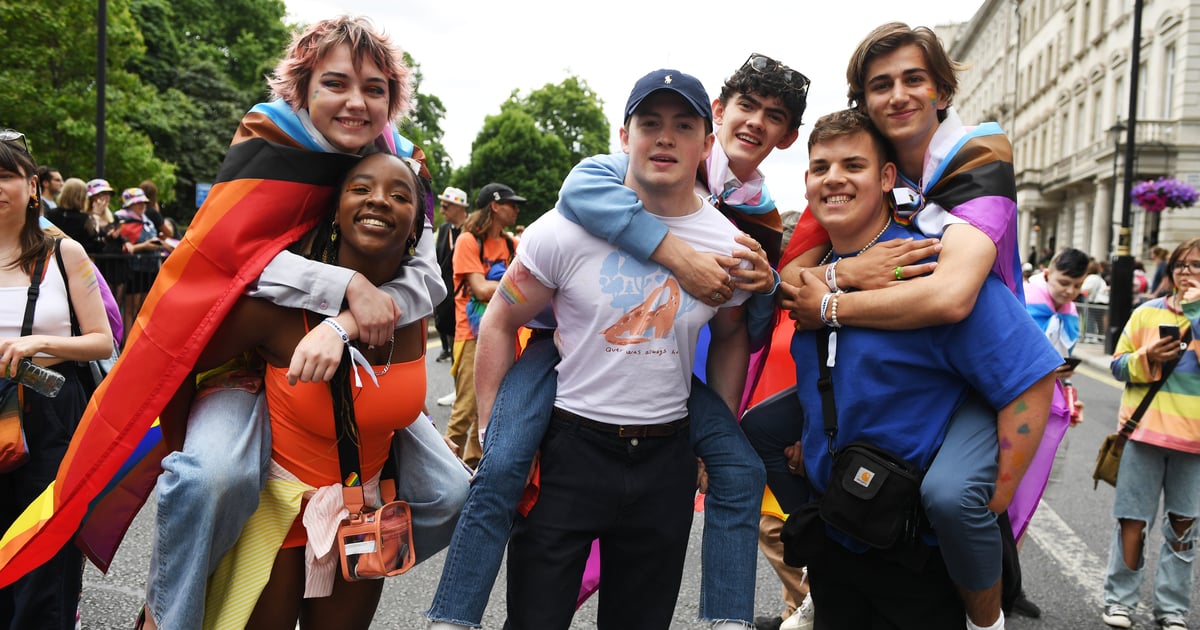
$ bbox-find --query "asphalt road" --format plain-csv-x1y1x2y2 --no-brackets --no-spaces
76,339,1199,628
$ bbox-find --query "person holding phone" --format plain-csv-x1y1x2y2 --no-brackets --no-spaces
1100,238,1200,630
1025,247,1089,425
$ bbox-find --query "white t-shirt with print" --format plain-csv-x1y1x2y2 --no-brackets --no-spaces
518,198,750,426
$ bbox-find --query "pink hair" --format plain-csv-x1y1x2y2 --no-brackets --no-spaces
268,15,413,121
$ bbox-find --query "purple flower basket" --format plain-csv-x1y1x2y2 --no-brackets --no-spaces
1132,177,1198,212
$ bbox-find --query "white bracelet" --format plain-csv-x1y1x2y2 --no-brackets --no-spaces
819,292,834,327
830,292,843,328
320,318,350,344
825,260,840,292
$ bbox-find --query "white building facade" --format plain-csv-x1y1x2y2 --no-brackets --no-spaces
947,0,1200,265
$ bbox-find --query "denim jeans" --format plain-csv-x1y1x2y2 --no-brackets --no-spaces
148,389,472,628
427,336,765,626
147,388,269,629
1103,440,1200,620
429,335,560,628
919,395,1000,591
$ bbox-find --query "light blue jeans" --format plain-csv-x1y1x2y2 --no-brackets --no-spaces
427,335,765,626
1103,440,1200,621
920,395,1000,591
147,388,471,628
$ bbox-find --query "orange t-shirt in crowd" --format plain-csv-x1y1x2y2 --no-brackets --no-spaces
452,232,514,341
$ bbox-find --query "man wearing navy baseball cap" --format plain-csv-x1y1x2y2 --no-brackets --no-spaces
459,68,751,629
623,69,714,125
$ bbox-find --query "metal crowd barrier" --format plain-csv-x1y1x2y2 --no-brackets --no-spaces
1077,302,1108,345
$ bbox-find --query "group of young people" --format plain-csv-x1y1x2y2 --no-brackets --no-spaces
2,10,1194,630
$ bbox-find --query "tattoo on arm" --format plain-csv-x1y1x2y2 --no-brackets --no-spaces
497,265,531,306
72,259,99,292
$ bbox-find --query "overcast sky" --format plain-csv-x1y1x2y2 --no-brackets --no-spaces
284,1,985,212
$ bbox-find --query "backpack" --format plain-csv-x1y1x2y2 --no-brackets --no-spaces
459,234,514,336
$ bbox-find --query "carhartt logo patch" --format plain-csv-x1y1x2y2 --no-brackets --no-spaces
854,466,875,488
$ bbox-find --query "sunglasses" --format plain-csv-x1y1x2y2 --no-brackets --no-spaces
0,129,29,154
743,53,811,98
399,156,423,178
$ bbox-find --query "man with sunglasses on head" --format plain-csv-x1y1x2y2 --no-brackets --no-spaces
427,55,806,630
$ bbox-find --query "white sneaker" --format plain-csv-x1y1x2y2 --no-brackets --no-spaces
1102,604,1133,628
781,593,814,630
436,391,456,406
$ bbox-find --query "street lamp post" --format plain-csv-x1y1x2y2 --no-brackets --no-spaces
1106,0,1144,354
95,0,107,177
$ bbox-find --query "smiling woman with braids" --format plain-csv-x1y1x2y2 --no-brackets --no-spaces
166,153,431,628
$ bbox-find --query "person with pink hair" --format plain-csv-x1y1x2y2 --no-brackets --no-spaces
132,16,464,630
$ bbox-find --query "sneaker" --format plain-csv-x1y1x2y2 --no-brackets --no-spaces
1102,604,1133,628
436,349,453,362
781,594,814,630
436,391,456,406
753,616,783,630
1158,616,1189,630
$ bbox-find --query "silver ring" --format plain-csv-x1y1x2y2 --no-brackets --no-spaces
787,464,799,472
711,291,722,302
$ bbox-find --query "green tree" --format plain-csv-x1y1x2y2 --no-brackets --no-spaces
398,54,451,186
460,109,570,226
457,75,609,225
514,76,609,167
126,0,290,219
0,0,175,197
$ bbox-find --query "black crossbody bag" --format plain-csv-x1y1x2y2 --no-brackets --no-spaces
814,328,925,550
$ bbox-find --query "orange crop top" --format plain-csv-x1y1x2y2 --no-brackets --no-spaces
264,338,426,490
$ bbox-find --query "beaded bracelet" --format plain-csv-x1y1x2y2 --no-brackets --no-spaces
320,317,350,344
830,292,843,328
825,260,840,292
819,292,834,327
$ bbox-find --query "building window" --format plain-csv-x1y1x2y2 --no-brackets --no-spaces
1137,61,1148,119
1082,0,1091,43
1114,74,1125,120
1077,100,1087,152
1163,43,1176,118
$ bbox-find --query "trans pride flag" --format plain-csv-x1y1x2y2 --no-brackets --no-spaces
0,101,421,585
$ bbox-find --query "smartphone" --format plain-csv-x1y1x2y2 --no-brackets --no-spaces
1062,356,1082,370
1160,324,1181,340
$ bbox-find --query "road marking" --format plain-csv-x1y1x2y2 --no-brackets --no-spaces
1025,499,1108,608
1076,364,1122,391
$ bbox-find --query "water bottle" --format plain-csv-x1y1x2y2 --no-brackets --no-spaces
1062,379,1079,422
11,359,65,398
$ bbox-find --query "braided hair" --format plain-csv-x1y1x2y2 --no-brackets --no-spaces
308,155,432,454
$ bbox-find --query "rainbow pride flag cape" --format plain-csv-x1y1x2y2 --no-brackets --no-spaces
0,102,414,585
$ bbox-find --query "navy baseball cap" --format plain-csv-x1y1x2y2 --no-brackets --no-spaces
624,69,712,123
